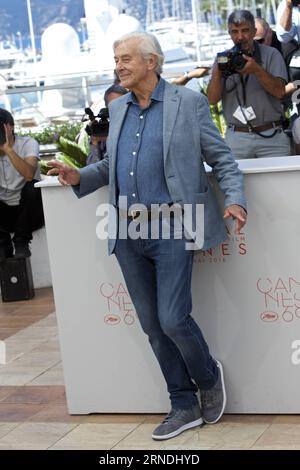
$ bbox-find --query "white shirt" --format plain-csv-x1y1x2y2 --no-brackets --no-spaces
0,135,40,206
276,0,300,43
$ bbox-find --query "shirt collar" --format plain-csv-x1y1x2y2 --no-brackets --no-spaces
126,76,165,105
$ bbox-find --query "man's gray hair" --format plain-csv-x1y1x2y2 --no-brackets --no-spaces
113,32,164,75
255,17,270,31
228,9,255,28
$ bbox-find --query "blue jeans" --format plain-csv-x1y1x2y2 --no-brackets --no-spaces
114,220,218,409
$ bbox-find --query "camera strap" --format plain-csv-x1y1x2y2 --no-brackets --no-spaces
235,90,278,138
234,44,278,138
240,75,249,105
239,42,262,106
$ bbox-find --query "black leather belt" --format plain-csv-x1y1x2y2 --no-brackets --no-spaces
229,120,282,133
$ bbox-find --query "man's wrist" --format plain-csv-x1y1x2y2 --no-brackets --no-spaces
251,60,261,75
236,204,247,214
5,147,14,158
226,204,247,215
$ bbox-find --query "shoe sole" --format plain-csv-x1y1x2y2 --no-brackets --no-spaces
152,417,203,441
203,359,227,425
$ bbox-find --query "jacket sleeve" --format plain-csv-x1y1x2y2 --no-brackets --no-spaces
197,93,247,210
72,152,109,198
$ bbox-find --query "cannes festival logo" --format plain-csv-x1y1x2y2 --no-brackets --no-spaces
257,277,300,323
99,282,136,326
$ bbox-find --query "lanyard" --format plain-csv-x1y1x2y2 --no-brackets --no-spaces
240,75,249,106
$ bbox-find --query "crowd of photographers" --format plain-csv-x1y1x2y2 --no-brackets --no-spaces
86,5,300,164
206,6,300,159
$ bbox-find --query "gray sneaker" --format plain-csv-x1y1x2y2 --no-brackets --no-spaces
200,359,226,424
152,404,203,440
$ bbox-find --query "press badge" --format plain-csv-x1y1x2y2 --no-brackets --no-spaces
233,105,256,124
290,49,300,68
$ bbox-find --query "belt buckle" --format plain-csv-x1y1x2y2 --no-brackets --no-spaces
129,209,140,220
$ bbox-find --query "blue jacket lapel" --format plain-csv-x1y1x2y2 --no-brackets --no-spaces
163,82,181,163
110,102,128,176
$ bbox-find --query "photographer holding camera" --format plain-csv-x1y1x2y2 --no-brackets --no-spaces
0,108,44,260
84,84,127,165
207,10,291,159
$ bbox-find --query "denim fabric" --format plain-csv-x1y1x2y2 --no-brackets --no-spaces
114,219,218,409
116,78,172,209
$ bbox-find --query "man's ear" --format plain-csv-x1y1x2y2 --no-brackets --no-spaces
148,54,157,71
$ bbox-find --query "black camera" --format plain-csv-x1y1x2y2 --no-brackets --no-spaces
82,107,109,137
292,0,300,7
0,121,6,145
217,44,251,76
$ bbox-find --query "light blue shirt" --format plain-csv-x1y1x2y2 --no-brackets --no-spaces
116,78,172,209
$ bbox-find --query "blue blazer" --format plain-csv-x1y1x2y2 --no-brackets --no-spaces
74,80,247,254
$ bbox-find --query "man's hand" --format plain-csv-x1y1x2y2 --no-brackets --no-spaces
239,55,260,75
240,55,285,98
47,160,81,186
224,204,247,234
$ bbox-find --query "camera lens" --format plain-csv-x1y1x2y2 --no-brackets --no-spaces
232,53,246,71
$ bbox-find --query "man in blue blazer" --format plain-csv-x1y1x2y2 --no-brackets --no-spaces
48,32,247,441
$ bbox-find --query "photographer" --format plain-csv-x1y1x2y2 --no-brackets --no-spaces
255,17,297,96
255,18,282,52
85,84,127,165
0,108,44,260
207,10,291,159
